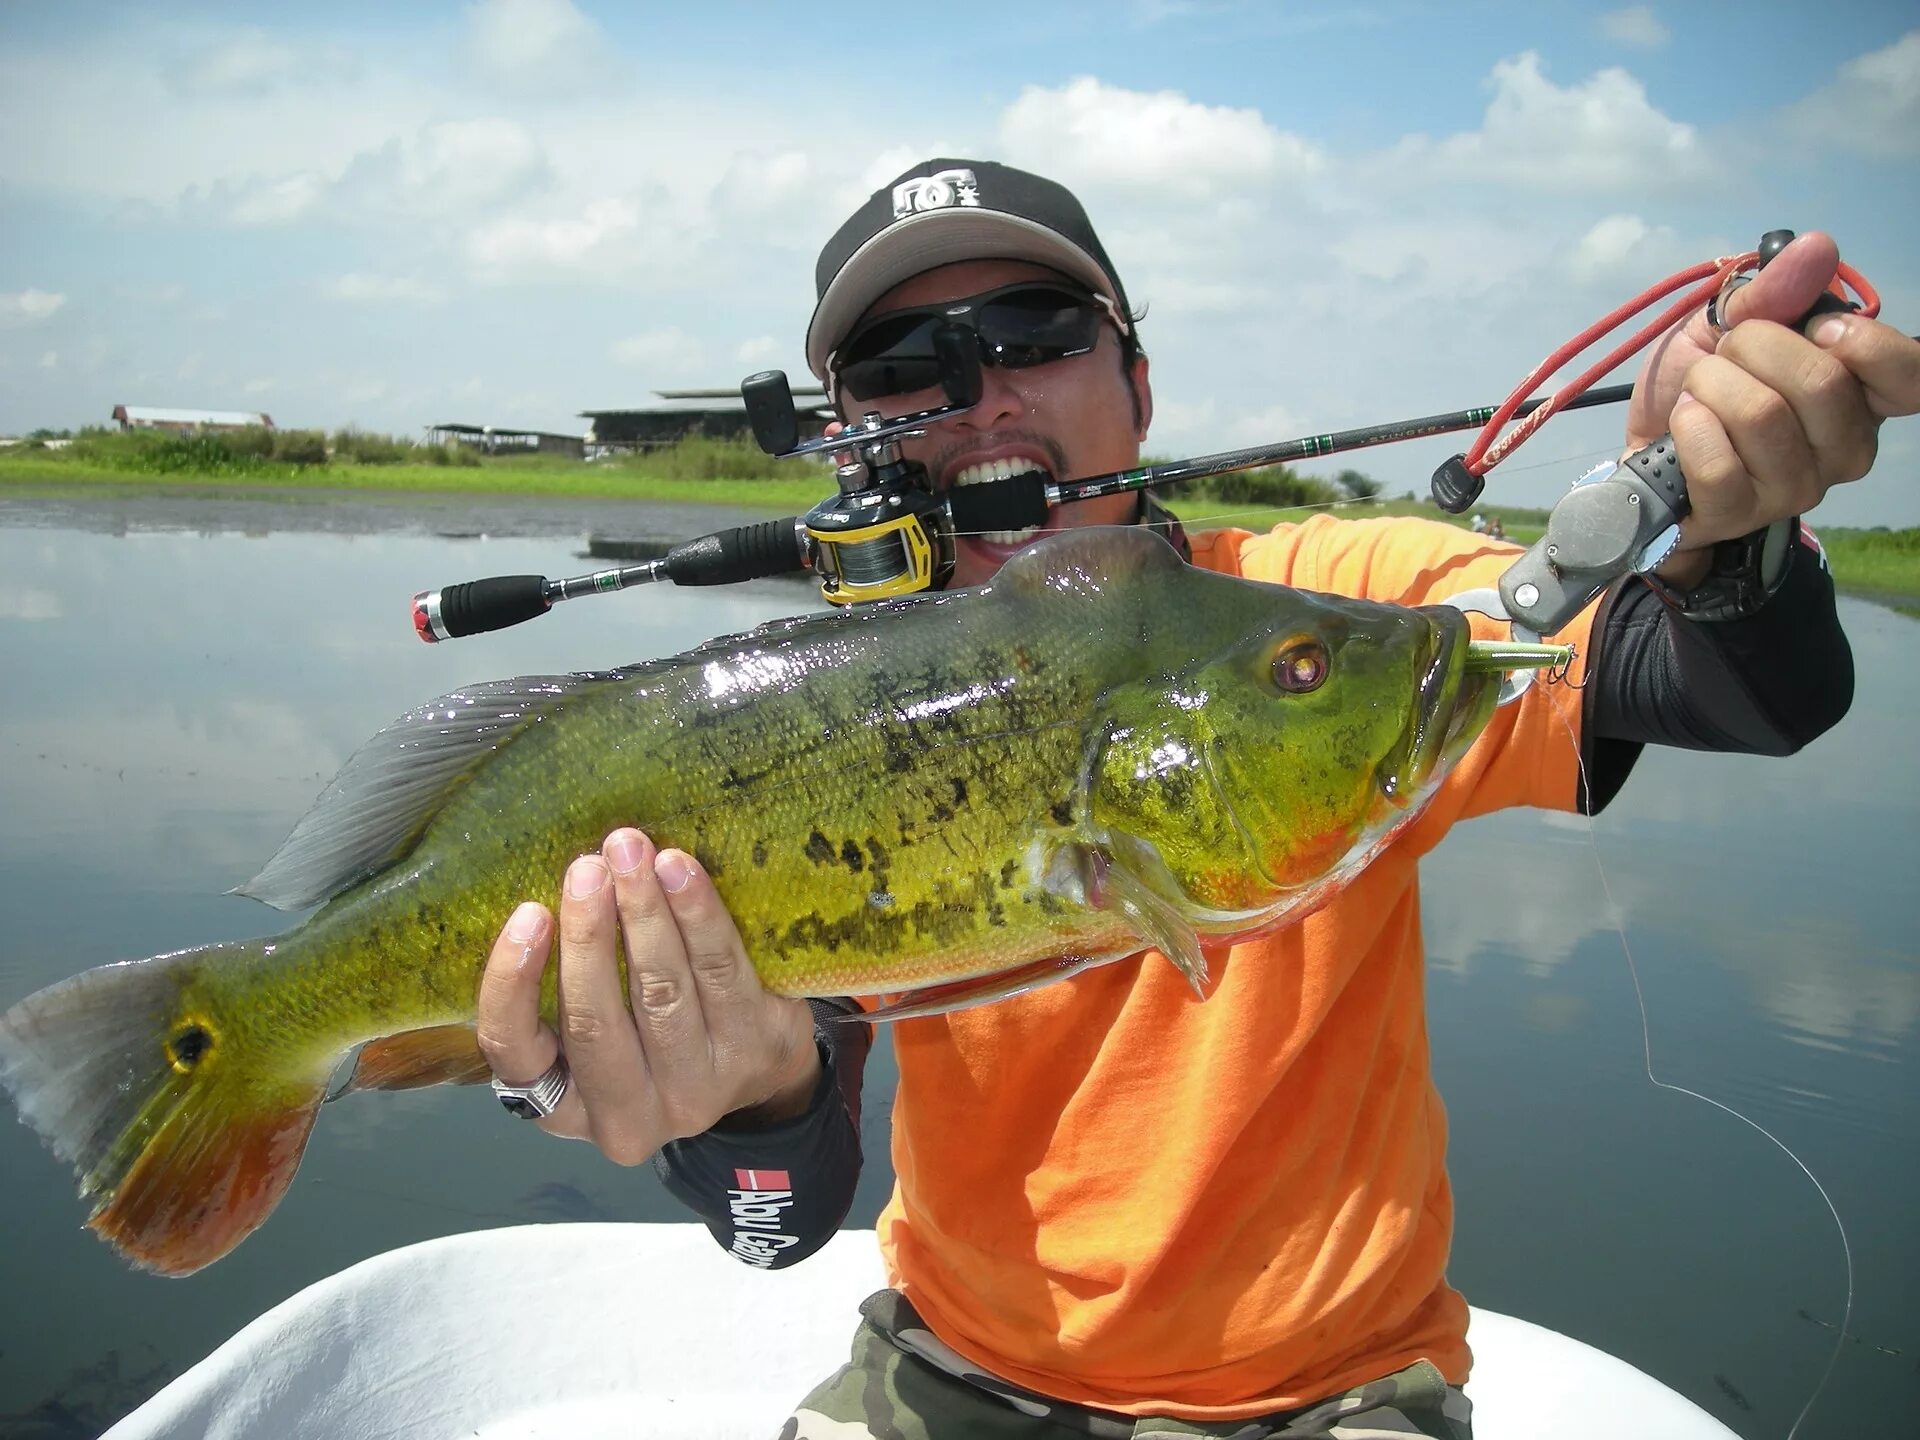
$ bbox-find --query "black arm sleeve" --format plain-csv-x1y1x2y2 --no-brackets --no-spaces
1577,531,1855,814
651,997,871,1269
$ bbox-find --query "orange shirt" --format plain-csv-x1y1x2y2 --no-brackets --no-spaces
874,515,1598,1418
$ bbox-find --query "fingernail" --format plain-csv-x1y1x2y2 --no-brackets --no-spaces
506,902,545,943
567,855,607,899
605,830,646,875
1675,388,1697,410
1811,315,1849,348
655,850,697,894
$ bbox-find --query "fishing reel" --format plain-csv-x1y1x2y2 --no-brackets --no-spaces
741,322,981,605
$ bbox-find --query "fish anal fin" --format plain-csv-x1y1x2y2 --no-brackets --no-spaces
91,1082,326,1277
344,1024,492,1092
862,953,1121,1023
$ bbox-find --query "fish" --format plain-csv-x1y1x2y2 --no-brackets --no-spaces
0,526,1563,1275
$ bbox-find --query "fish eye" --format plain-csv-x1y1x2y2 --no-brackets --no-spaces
1272,639,1329,694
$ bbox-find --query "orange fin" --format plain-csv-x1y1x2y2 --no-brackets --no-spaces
344,1024,492,1092
861,953,1123,1023
92,1080,326,1277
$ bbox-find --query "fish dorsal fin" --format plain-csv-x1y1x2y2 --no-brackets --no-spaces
235,673,609,911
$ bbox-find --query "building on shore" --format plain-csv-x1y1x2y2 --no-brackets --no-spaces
580,386,833,454
112,405,275,433
425,423,587,459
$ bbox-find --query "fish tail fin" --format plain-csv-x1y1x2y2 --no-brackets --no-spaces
0,941,327,1276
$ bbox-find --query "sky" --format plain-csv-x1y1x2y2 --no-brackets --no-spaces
1,0,1916,524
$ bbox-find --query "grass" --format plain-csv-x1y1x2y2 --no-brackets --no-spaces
2,438,1913,604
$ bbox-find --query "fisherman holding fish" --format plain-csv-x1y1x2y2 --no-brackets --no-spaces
469,161,1918,1436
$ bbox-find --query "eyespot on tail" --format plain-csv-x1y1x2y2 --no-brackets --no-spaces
0,942,328,1276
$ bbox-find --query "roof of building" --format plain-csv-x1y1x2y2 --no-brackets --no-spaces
426,423,583,441
113,405,273,427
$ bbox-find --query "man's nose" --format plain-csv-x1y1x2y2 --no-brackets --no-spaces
958,358,1026,428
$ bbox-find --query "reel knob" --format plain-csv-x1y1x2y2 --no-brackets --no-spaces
743,370,801,455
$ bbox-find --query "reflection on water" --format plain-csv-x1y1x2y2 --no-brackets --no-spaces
0,497,1913,1437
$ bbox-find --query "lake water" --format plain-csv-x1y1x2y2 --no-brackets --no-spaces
0,490,1913,1437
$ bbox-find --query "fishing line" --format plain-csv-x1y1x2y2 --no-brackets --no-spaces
1546,696,1854,1439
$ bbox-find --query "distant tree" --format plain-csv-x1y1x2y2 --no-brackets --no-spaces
27,427,72,440
1333,468,1382,501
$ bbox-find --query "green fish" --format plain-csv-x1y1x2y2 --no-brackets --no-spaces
0,527,1565,1275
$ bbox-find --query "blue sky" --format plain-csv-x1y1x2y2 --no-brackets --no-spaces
2,1,1916,523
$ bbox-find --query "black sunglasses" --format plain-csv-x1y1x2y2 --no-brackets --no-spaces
832,281,1127,402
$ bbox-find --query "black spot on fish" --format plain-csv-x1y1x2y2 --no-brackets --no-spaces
169,1025,212,1068
950,777,968,808
1050,800,1074,827
804,830,834,865
752,839,768,868
999,860,1018,889
865,837,889,873
840,839,864,872
928,801,955,824
883,743,913,775
693,847,724,880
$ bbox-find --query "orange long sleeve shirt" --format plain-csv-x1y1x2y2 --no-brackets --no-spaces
873,515,1598,1418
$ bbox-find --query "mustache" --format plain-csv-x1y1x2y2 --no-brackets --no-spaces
931,430,1069,485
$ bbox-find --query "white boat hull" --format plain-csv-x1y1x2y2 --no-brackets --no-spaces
104,1223,1737,1439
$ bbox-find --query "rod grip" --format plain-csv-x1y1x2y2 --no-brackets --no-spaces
663,519,807,585
412,575,550,642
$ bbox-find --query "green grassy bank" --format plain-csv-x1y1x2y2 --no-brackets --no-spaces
3,436,1914,605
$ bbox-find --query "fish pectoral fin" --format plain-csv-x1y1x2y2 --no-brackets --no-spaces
338,1024,493,1094
862,953,1123,1023
1096,857,1210,1000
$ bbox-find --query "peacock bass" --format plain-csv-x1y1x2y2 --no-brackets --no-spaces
0,527,1566,1275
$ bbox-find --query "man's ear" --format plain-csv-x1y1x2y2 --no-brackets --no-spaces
1129,352,1153,441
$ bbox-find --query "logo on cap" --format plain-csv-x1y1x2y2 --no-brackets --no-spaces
892,168,980,219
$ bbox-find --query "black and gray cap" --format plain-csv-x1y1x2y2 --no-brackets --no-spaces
806,158,1134,384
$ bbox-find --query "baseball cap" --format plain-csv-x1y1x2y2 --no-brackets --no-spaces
806,159,1134,383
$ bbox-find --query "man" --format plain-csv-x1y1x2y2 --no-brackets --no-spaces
476,160,1915,1436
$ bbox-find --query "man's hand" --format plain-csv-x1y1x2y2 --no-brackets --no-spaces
476,827,820,1162
1623,231,1920,584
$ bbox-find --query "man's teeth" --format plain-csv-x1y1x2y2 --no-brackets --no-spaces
952,459,1048,544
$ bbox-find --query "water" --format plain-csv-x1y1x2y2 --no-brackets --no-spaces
0,492,1913,1436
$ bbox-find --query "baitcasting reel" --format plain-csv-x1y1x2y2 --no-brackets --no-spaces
740,321,981,605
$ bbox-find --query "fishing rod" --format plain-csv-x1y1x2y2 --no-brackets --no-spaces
410,229,1891,644
409,375,1635,643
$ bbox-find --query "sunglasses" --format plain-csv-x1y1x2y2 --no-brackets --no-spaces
832,281,1128,402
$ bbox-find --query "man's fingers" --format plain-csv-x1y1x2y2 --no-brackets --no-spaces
604,830,717,1134
555,852,659,1162
1710,326,1875,490
654,847,806,1084
1808,313,1920,421
1701,231,1841,345
475,901,588,1136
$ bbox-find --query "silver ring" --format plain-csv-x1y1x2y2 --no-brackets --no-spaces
1705,273,1750,340
491,1054,570,1119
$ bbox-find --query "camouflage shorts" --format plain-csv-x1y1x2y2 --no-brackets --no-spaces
778,1289,1472,1440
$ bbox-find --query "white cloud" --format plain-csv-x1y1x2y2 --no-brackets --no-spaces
1598,7,1670,50
1383,52,1704,191
228,171,329,225
37,351,57,371
609,328,697,371
1567,213,1677,283
0,290,67,326
327,273,449,305
1787,30,1920,158
998,76,1323,195
465,0,602,93
175,29,356,96
735,336,779,365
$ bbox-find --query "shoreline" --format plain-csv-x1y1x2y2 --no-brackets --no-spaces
3,477,1914,610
